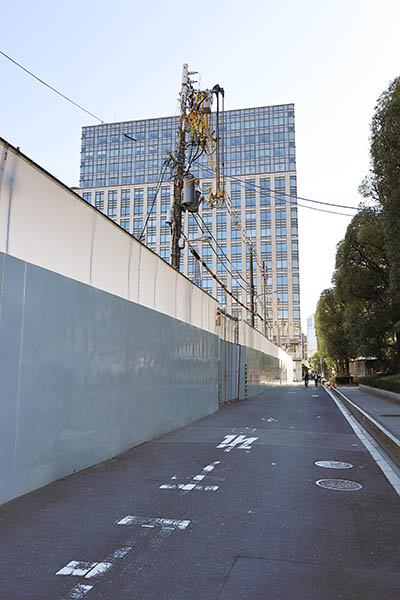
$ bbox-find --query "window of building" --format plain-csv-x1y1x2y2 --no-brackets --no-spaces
160,247,169,261
134,189,144,215
82,192,91,204
121,189,130,215
161,187,170,212
95,191,104,212
133,219,142,239
160,226,169,244
107,191,117,218
276,242,287,254
120,219,129,231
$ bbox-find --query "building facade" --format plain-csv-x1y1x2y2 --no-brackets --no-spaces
77,104,301,366
307,313,318,358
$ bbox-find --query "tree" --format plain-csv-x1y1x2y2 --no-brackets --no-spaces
370,77,400,293
333,208,398,370
315,288,352,374
309,352,333,376
356,77,400,369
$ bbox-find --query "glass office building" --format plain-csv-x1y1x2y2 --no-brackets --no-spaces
77,104,301,359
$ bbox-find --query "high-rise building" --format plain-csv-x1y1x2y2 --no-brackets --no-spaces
77,104,301,368
307,313,318,357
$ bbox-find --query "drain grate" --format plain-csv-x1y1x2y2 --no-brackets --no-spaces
380,414,400,417
315,479,362,491
315,461,353,469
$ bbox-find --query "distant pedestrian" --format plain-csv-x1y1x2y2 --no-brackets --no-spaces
304,371,309,388
314,373,318,387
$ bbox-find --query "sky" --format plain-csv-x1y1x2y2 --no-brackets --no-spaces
1,0,399,330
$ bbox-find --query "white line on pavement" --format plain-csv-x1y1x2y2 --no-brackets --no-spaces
326,388,400,496
159,461,221,493
60,583,93,599
116,516,191,530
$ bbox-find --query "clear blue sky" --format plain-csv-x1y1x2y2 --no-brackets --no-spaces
1,0,399,328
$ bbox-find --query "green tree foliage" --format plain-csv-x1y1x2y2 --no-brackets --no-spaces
315,288,352,374
315,77,400,373
333,209,398,369
309,352,333,375
370,77,400,293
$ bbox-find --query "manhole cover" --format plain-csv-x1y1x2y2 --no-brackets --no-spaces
315,461,353,469
315,479,362,491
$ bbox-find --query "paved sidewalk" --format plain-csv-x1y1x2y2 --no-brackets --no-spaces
337,386,400,441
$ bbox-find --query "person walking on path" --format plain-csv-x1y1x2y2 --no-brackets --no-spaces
314,373,318,387
304,371,309,388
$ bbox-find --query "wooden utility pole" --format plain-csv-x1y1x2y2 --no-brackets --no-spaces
171,64,188,270
249,245,255,328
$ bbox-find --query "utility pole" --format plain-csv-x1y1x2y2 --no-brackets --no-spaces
171,64,188,270
249,245,255,328
263,260,267,337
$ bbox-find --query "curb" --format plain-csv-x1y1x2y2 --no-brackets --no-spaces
331,387,400,468
359,384,400,406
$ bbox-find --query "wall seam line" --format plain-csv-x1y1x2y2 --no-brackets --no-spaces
13,260,27,473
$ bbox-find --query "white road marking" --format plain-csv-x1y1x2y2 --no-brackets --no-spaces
159,461,221,493
62,583,93,599
57,562,96,577
312,395,319,397
85,562,113,578
111,546,132,559
117,516,191,530
326,388,400,496
57,561,112,579
267,418,277,423
217,434,258,452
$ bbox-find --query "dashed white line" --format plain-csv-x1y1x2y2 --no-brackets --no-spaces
64,583,93,599
85,562,113,579
57,561,113,579
159,461,221,492
116,516,191,530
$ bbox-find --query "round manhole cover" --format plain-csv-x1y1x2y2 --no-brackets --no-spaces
316,479,362,491
315,461,353,469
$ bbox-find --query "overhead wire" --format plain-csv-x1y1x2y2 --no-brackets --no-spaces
193,212,250,298
139,160,170,241
0,49,104,124
183,233,264,321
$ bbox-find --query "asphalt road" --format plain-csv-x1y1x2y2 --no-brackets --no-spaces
1,385,399,600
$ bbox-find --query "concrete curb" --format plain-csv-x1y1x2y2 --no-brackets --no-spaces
359,384,400,405
331,387,400,468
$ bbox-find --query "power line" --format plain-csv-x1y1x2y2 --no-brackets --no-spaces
194,212,249,291
139,161,170,241
0,49,104,123
196,162,400,217
192,215,249,297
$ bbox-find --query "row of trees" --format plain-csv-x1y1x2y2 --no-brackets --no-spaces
315,77,400,374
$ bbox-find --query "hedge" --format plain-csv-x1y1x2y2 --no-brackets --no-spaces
358,374,400,394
